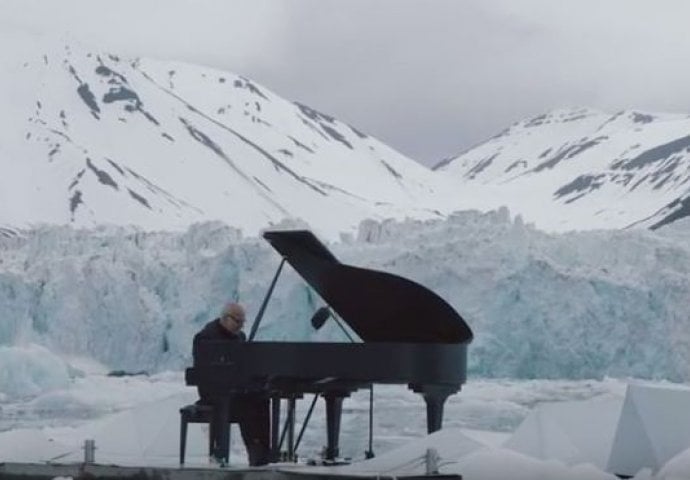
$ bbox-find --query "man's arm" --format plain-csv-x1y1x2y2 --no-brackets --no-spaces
192,331,204,365
192,320,215,365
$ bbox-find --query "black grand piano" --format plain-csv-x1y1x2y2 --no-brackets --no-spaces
186,230,473,463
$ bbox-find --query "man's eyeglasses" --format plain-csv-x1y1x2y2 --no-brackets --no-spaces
223,314,245,323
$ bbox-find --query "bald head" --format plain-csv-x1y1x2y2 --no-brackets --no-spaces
219,302,246,334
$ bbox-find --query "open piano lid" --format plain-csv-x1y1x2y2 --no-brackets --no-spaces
263,230,473,344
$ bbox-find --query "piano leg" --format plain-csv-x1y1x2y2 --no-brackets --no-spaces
323,393,345,461
287,397,297,461
270,395,281,462
412,385,457,434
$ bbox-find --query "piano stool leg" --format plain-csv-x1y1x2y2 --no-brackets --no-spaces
180,414,188,465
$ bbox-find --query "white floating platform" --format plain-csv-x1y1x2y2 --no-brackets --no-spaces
0,462,463,480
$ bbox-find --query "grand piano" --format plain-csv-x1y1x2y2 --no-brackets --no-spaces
186,229,473,463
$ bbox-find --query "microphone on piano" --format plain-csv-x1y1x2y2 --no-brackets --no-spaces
310,306,332,330
310,306,355,343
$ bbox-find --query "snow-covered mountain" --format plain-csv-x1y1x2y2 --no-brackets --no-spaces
0,30,456,239
7,29,690,238
435,107,690,232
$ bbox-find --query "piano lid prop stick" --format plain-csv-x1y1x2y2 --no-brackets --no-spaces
333,315,355,343
248,257,287,341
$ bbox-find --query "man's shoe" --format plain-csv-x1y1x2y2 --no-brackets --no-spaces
209,455,226,467
247,439,271,467
248,450,270,466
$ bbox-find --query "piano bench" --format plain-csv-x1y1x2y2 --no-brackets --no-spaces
179,403,239,465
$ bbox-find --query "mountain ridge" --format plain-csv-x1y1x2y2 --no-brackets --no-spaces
0,31,459,239
5,30,690,237
437,107,690,232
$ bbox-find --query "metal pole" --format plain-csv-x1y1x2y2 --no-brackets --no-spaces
425,448,440,475
248,257,286,341
83,439,96,464
365,385,375,459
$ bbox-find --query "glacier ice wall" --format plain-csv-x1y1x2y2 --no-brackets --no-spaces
1,211,690,399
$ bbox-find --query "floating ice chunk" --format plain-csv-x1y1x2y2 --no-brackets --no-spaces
0,344,70,399
657,447,690,480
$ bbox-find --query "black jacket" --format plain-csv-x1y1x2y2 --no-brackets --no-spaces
193,318,246,363
192,318,246,401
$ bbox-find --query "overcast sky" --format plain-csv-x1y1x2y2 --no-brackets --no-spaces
4,0,690,166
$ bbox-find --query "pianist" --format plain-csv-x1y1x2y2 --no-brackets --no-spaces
192,302,271,466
